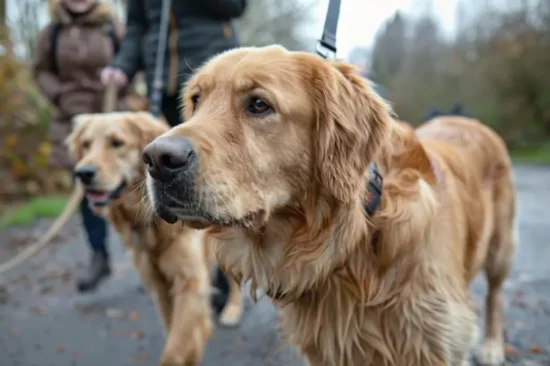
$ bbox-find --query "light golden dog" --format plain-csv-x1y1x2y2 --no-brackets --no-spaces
144,46,516,366
66,112,244,366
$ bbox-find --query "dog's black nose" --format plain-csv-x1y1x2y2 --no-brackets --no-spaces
74,165,97,185
142,136,196,182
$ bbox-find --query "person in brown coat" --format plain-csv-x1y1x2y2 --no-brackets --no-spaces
33,0,126,293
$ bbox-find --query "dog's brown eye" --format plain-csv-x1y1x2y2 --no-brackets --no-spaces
246,97,272,115
111,139,124,148
191,94,200,110
82,140,91,149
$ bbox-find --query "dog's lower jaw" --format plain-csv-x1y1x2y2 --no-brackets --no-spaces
155,205,179,224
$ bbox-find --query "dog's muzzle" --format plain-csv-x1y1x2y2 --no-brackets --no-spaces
143,136,203,224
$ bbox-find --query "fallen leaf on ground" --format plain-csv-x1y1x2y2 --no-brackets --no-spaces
113,267,127,278
136,352,150,361
530,345,545,354
128,311,140,321
40,286,55,295
233,336,245,344
57,344,66,353
83,311,97,321
131,331,144,340
504,344,520,356
30,305,47,314
9,329,20,338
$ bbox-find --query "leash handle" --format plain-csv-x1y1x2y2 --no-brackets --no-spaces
316,0,341,60
102,82,118,113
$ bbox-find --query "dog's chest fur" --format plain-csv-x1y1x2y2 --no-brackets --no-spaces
276,273,476,366
212,213,476,366
106,193,173,256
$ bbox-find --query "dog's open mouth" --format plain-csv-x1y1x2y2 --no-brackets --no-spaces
85,181,127,206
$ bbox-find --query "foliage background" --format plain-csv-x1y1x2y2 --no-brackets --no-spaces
369,0,550,149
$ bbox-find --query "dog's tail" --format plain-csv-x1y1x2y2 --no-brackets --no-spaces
0,183,84,275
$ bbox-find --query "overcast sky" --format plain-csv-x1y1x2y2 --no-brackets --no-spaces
309,0,460,58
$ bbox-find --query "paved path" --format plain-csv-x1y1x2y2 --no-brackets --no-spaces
0,164,549,366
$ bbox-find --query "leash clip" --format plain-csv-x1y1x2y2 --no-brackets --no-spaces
316,40,337,60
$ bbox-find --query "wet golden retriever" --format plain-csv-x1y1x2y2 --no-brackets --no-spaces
144,46,516,366
66,112,244,366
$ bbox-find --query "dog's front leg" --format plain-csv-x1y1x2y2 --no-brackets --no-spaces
151,282,173,332
131,249,173,331
160,276,213,366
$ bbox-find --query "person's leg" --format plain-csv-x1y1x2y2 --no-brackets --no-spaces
160,93,183,127
77,196,111,292
211,266,230,315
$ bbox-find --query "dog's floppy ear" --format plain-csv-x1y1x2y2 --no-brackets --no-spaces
65,113,91,161
311,61,393,203
126,112,170,149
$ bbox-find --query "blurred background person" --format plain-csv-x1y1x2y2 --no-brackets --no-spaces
101,0,247,127
33,0,126,293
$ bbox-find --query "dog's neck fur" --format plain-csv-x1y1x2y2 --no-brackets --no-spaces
102,179,179,255
212,120,469,365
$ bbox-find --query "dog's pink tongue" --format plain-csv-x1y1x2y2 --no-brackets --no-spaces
86,191,109,203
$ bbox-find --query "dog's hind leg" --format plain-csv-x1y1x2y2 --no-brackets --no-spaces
219,276,243,327
477,174,516,366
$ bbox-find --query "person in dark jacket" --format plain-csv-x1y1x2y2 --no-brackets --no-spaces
101,0,247,127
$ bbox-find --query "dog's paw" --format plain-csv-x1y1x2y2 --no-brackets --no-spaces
476,339,505,366
218,303,242,328
160,349,197,366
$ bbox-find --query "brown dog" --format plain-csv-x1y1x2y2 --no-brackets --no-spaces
66,112,244,366
144,46,516,366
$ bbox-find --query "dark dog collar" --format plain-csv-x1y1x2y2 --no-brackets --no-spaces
364,163,383,216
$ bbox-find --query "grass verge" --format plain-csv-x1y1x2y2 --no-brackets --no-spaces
0,196,69,229
510,143,550,165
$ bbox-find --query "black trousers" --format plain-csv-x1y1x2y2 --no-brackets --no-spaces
80,196,109,258
160,93,183,127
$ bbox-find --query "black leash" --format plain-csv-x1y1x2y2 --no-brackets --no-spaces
150,0,173,118
316,0,340,59
315,0,383,215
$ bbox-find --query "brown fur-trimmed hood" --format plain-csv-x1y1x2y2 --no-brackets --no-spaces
48,0,115,24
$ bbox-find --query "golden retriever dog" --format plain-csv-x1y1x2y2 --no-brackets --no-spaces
143,46,516,366
66,112,244,366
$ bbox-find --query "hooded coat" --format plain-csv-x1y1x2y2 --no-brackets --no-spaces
33,0,127,169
